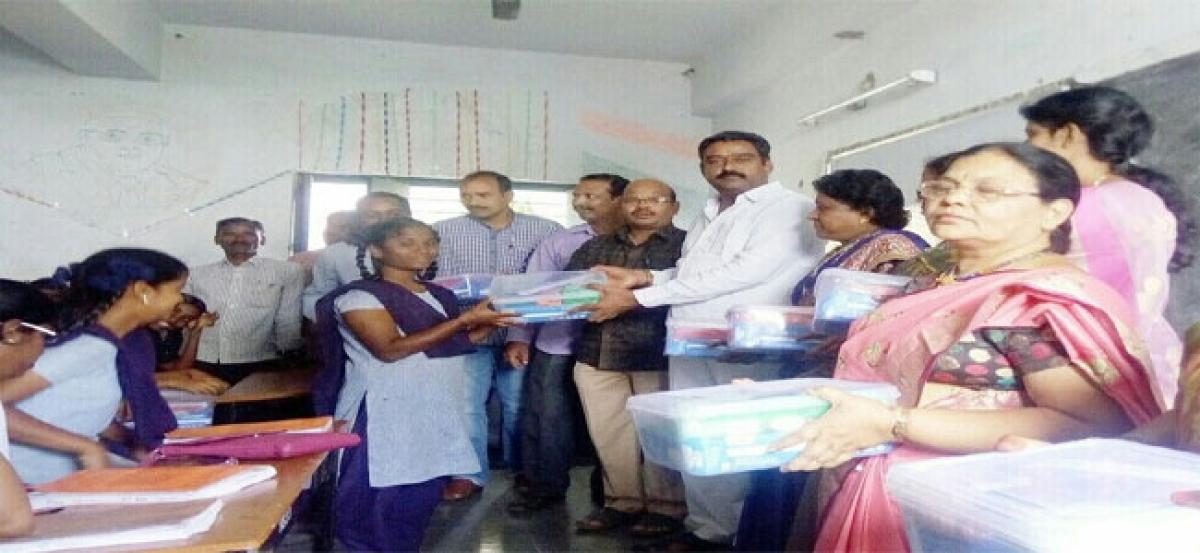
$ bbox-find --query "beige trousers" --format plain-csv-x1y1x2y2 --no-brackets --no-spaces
573,362,686,517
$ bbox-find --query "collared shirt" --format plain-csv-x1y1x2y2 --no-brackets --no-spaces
633,181,825,324
434,212,562,345
567,226,687,371
302,241,362,320
507,223,599,355
185,256,304,364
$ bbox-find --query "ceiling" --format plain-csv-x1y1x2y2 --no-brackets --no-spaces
151,0,789,65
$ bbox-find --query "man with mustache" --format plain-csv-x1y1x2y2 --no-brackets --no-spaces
433,170,562,501
583,132,824,550
504,173,629,513
185,217,304,385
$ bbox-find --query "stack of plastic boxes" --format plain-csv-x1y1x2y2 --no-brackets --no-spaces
627,378,899,476
160,389,215,429
489,271,604,323
813,269,910,335
727,306,818,351
430,273,493,303
888,439,1200,552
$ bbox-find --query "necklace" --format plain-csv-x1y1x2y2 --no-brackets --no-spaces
934,249,1050,286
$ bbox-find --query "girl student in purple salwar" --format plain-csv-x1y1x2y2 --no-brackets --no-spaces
314,218,519,552
2,249,188,484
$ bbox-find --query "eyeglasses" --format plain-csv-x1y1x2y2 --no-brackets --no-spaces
621,196,674,207
20,321,57,337
702,153,761,167
918,179,1041,203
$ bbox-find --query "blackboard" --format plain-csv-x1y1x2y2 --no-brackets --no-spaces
1101,51,1200,333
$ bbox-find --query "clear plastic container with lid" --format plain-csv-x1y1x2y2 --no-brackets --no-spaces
489,271,605,323
812,268,910,335
663,320,731,357
727,305,819,351
160,390,216,429
430,273,493,302
627,378,899,476
887,439,1200,553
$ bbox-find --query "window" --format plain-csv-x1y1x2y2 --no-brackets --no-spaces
292,174,579,253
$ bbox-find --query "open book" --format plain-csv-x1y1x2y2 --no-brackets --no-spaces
0,499,223,552
29,464,277,510
163,415,333,444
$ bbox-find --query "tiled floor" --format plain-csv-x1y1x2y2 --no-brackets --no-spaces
279,466,634,552
424,467,634,552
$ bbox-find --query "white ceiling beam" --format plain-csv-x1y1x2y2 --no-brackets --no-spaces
0,0,163,80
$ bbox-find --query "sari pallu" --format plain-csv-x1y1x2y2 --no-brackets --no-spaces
813,267,1163,553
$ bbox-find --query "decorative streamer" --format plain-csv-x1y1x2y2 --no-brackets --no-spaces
455,91,462,177
543,91,550,180
336,96,346,171
473,89,481,171
314,103,329,169
383,92,391,175
358,92,367,173
404,87,413,175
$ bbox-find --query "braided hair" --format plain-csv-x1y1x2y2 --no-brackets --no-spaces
1021,86,1197,271
355,218,439,280
56,248,188,334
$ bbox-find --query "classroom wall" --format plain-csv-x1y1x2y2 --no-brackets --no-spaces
691,0,1200,189
0,25,712,279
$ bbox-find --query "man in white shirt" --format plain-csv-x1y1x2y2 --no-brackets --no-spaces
585,131,824,549
186,217,304,384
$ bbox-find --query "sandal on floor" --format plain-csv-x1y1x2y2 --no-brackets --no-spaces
630,512,685,538
575,508,639,533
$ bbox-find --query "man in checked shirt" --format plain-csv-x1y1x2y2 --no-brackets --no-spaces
433,170,562,501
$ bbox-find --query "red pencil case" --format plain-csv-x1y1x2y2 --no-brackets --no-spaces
153,432,361,461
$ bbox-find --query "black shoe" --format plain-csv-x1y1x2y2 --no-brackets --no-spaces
505,494,564,515
633,531,728,552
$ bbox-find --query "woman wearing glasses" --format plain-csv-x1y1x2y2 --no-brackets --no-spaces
0,279,58,536
774,143,1162,553
1021,86,1195,407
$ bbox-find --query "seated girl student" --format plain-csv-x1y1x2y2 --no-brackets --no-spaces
151,294,229,396
1,248,188,483
313,218,519,552
1021,86,1197,406
772,143,1163,553
0,279,57,537
737,169,928,552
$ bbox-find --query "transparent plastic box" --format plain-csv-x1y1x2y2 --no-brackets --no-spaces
888,439,1200,553
160,389,215,429
489,271,605,323
627,378,899,476
812,268,910,335
430,273,493,302
664,320,731,357
727,305,820,351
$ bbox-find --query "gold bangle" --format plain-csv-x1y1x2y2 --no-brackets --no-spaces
890,407,911,441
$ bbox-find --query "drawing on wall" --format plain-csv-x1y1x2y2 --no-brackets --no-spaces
11,112,209,234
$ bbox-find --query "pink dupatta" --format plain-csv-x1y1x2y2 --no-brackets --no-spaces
814,267,1163,553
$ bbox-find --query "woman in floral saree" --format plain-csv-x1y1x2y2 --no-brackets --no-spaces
774,143,1164,553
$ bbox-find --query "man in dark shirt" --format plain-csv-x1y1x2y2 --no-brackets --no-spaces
566,179,688,536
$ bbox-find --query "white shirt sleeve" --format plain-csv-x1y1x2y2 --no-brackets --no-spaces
31,336,116,385
334,290,386,313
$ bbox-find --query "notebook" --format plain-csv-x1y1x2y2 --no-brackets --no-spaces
163,416,333,444
0,500,223,552
29,464,277,509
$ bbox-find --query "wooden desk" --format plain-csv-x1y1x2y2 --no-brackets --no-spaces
94,431,342,552
215,368,315,405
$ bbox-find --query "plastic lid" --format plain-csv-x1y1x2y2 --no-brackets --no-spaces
887,439,1200,552
627,378,899,419
490,270,606,298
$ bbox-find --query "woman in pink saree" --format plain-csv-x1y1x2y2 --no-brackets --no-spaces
1022,86,1197,404
774,143,1164,553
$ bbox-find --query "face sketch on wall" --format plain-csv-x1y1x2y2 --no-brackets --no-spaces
14,111,208,234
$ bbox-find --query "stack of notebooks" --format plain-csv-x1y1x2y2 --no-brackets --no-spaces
7,464,277,551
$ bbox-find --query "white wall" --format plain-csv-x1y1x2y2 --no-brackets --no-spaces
0,25,711,279
692,0,1200,190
